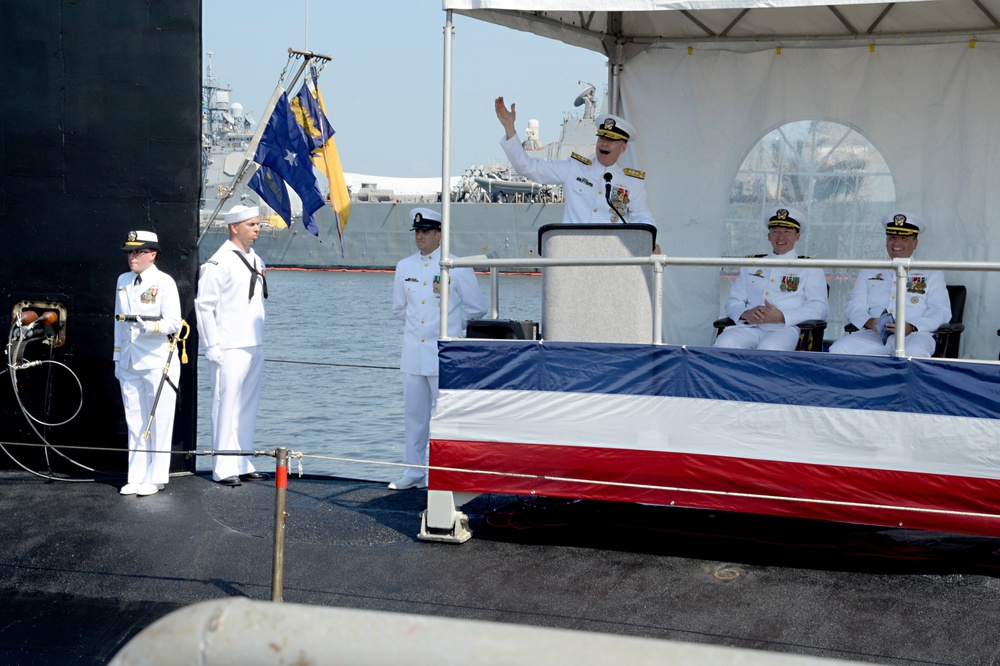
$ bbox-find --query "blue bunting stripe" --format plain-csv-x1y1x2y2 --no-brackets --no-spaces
438,341,1000,420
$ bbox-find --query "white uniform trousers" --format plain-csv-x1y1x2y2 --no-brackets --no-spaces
829,328,936,357
401,372,438,482
119,362,178,486
715,324,800,351
209,346,264,480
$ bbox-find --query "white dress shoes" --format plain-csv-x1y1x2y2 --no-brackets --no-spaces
136,483,159,496
388,475,427,491
119,483,141,496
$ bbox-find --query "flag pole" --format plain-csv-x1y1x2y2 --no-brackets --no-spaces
197,49,331,244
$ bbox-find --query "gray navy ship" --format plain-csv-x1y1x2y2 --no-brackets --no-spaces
198,57,605,270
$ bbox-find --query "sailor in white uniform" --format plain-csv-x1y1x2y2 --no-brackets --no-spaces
195,205,269,486
389,208,487,490
114,230,181,497
495,96,658,251
715,207,829,351
830,212,951,357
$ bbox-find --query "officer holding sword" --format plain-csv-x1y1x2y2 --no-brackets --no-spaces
114,230,182,497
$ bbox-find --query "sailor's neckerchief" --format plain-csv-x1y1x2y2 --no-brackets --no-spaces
231,250,268,300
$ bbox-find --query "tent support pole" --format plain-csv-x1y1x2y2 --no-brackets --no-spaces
440,10,455,340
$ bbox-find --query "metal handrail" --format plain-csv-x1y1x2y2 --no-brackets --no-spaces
439,254,1000,357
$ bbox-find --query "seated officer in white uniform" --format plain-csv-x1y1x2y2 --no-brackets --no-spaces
114,230,181,497
494,96,659,253
829,212,951,357
389,208,487,490
715,207,829,351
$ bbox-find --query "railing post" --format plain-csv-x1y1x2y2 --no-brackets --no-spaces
271,447,289,602
893,262,909,358
653,258,664,344
490,266,500,319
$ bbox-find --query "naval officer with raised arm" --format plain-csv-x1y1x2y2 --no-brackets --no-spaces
495,96,658,253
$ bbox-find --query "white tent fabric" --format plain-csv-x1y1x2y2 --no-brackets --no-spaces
443,1,1000,359
623,41,1000,355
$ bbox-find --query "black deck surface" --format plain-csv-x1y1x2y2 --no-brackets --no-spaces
2,469,999,665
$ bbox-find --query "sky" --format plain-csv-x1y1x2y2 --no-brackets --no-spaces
203,1,609,178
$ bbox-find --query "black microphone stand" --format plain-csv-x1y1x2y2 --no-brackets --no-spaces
604,172,628,224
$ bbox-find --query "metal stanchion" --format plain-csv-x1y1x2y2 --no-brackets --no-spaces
271,447,289,602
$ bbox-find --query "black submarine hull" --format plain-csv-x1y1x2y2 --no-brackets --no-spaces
0,0,201,474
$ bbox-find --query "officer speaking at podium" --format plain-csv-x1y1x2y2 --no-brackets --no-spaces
494,95,659,253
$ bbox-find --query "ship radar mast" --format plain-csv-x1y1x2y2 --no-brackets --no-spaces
574,81,597,120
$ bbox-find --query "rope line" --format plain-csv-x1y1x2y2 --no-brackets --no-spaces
260,357,398,371
5,440,1000,522
294,454,1000,521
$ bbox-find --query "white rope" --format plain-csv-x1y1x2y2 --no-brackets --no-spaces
296,452,1000,522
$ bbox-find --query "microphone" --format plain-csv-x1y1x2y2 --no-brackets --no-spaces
604,172,628,224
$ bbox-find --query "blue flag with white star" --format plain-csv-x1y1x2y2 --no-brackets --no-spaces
248,164,292,229
253,92,324,235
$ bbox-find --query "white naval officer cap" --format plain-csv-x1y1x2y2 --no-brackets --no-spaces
595,114,635,142
882,211,924,236
766,206,805,231
224,205,260,224
410,207,442,231
121,230,160,252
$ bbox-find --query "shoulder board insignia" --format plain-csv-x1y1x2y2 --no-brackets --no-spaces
798,255,811,259
746,253,768,258
571,152,591,165
204,260,218,266
623,168,645,179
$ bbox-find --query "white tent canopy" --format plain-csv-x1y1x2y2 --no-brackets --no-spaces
445,1,1000,52
441,0,1000,359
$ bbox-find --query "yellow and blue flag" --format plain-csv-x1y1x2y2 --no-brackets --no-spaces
291,67,352,245
253,92,324,235
292,78,333,151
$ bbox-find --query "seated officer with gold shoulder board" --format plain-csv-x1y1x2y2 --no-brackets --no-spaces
715,207,829,351
830,212,951,357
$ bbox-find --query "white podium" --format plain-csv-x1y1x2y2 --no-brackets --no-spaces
538,223,657,344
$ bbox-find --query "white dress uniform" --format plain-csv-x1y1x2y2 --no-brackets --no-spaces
392,246,487,484
499,134,655,227
195,239,267,481
114,264,181,488
716,250,829,351
830,268,951,357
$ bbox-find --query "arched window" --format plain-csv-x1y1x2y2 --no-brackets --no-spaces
723,120,896,334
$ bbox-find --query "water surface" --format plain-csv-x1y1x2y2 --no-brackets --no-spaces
196,269,541,481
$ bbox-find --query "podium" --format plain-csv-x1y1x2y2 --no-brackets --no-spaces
538,223,657,344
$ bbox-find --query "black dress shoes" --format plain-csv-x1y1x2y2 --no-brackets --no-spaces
240,471,269,481
217,476,241,486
